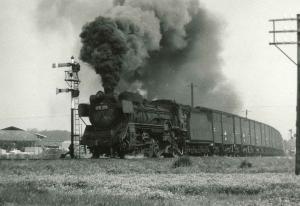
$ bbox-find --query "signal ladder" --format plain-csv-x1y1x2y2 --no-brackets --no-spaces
65,69,85,158
73,98,82,158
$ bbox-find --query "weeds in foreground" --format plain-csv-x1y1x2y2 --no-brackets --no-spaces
158,184,263,196
172,156,192,168
0,157,298,206
239,160,252,168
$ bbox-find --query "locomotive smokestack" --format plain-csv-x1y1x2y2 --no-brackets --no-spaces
104,87,114,95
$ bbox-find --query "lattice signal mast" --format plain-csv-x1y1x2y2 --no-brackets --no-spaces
269,14,300,175
52,56,81,158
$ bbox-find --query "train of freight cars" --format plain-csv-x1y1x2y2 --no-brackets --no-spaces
78,91,284,158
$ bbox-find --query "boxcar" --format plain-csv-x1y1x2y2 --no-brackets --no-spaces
261,123,266,148
212,111,222,144
265,125,270,148
187,108,216,155
254,122,262,152
270,127,275,148
241,118,251,153
189,109,213,143
222,113,235,153
249,121,256,153
234,116,242,153
185,106,283,156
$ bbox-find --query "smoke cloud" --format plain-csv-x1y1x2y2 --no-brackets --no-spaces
36,0,242,113
80,17,128,94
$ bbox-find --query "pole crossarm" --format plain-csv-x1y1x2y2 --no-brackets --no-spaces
52,63,72,68
269,30,300,33
269,18,297,22
269,42,300,45
269,16,299,66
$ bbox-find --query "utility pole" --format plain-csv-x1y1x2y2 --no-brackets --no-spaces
297,14,300,175
189,83,198,107
191,83,194,107
269,14,300,175
53,56,81,158
242,109,250,119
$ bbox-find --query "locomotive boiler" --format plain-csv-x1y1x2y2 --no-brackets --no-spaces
79,91,284,158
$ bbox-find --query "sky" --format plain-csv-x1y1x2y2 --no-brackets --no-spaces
0,0,299,139
200,0,300,139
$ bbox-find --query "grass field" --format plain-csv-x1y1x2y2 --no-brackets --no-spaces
0,156,299,206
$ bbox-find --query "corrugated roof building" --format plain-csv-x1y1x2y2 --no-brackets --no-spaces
0,126,43,152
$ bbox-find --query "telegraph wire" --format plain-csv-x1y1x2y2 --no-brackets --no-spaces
0,114,70,120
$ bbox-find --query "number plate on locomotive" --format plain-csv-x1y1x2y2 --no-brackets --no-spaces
95,105,108,111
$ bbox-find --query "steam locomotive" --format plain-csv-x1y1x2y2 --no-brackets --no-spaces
78,91,284,158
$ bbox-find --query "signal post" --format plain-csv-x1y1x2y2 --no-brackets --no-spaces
297,14,300,175
53,56,81,158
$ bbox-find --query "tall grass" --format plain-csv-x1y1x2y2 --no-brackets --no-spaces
239,160,252,168
0,156,298,206
0,156,293,175
172,156,192,168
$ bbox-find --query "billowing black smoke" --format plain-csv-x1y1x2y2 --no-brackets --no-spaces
80,17,128,94
79,0,241,112
36,0,242,113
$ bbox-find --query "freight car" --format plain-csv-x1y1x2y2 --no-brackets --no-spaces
79,91,284,158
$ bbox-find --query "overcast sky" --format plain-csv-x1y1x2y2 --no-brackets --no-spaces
0,0,299,139
201,0,300,139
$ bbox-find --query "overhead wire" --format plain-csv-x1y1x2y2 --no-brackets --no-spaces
0,114,70,120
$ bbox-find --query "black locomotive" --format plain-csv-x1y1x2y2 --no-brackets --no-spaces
79,91,284,158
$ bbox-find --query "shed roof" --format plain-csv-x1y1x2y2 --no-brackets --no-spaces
0,126,41,142
2,126,23,131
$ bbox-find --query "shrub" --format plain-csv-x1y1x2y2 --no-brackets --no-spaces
40,148,64,159
172,156,192,168
239,159,252,168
